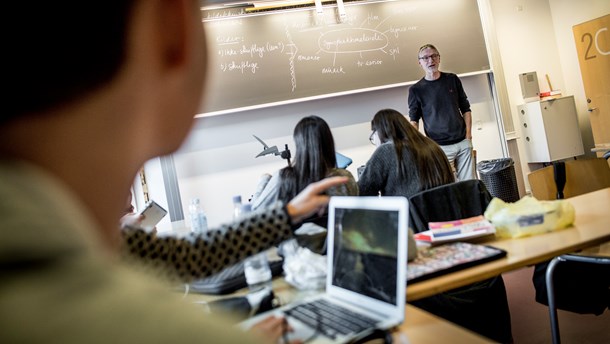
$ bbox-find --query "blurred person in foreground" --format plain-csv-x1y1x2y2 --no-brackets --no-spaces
0,1,346,343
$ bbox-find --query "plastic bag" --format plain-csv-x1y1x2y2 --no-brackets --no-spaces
477,158,514,175
484,196,575,239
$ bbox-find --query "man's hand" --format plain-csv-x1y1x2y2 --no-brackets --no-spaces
120,213,144,229
249,315,302,344
286,176,348,224
463,111,472,140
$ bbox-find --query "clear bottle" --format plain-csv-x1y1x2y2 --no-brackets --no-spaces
235,197,272,291
189,198,208,234
232,195,243,220
244,252,273,291
240,203,252,217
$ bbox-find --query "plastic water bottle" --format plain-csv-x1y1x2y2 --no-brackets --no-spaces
189,198,208,234
232,195,243,220
244,252,273,291
240,203,252,216
234,196,272,291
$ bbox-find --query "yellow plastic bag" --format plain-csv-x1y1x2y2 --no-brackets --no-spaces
484,196,575,239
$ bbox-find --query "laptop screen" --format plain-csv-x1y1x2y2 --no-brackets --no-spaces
330,207,400,305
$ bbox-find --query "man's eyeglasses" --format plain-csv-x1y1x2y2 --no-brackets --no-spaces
369,131,377,145
419,53,440,61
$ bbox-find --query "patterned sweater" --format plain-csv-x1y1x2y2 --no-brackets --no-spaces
121,202,293,282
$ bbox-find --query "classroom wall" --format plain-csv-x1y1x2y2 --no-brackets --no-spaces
164,73,503,230
140,0,610,231
549,0,609,153
487,0,609,189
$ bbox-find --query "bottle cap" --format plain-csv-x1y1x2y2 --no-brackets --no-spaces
241,204,252,213
191,198,200,204
232,195,242,204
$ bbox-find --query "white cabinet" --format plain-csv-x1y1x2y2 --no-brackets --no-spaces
518,96,584,163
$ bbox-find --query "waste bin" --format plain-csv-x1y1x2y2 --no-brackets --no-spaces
477,158,520,203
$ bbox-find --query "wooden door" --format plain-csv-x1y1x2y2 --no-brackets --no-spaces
573,14,610,158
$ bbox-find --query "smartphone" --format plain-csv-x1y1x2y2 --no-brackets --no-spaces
138,200,168,229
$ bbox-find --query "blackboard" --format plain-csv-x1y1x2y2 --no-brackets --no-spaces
200,0,489,115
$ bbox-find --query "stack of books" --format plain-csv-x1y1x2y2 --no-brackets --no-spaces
413,215,496,245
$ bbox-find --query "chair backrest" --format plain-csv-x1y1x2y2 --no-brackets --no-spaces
544,253,610,344
528,158,610,200
408,179,492,233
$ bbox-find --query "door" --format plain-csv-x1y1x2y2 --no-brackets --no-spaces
573,14,610,158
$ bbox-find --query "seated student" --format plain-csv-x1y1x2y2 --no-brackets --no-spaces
358,109,512,343
252,115,358,224
0,1,347,343
358,108,455,198
122,116,357,282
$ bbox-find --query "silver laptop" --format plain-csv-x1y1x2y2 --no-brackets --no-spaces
242,196,408,343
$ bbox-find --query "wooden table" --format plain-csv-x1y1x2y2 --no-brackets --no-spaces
396,305,492,343
185,277,493,343
183,188,609,342
407,187,610,301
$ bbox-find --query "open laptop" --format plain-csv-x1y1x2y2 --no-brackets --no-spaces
241,196,409,343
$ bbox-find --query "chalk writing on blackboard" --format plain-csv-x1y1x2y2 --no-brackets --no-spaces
201,0,488,115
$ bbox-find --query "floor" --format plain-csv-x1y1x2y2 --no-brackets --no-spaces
503,266,610,344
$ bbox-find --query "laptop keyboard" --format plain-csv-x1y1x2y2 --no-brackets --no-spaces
285,299,378,339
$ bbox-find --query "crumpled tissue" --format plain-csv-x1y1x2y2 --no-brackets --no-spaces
280,239,327,290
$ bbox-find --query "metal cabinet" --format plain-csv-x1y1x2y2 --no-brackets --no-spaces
518,96,584,163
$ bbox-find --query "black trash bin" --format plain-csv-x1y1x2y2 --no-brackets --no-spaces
477,158,520,203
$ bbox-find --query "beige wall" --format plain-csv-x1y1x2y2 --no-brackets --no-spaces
549,0,610,157
488,0,609,191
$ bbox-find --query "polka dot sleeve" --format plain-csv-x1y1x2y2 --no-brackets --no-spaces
120,202,294,283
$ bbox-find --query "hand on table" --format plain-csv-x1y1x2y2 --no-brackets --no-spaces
249,315,302,344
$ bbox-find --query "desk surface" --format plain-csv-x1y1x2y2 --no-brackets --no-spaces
398,305,492,343
186,278,492,343
407,187,610,301
184,188,609,342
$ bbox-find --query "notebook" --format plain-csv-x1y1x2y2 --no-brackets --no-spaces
241,196,409,343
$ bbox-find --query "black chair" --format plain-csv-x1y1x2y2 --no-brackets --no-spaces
545,254,610,344
408,179,513,343
532,153,610,343
408,179,492,233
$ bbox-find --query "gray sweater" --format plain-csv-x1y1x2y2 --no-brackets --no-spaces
358,142,423,198
252,167,359,211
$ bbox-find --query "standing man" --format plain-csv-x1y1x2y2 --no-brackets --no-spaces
408,44,476,181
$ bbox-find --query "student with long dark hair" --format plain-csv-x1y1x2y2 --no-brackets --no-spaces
253,115,358,216
358,108,454,198
360,111,512,343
